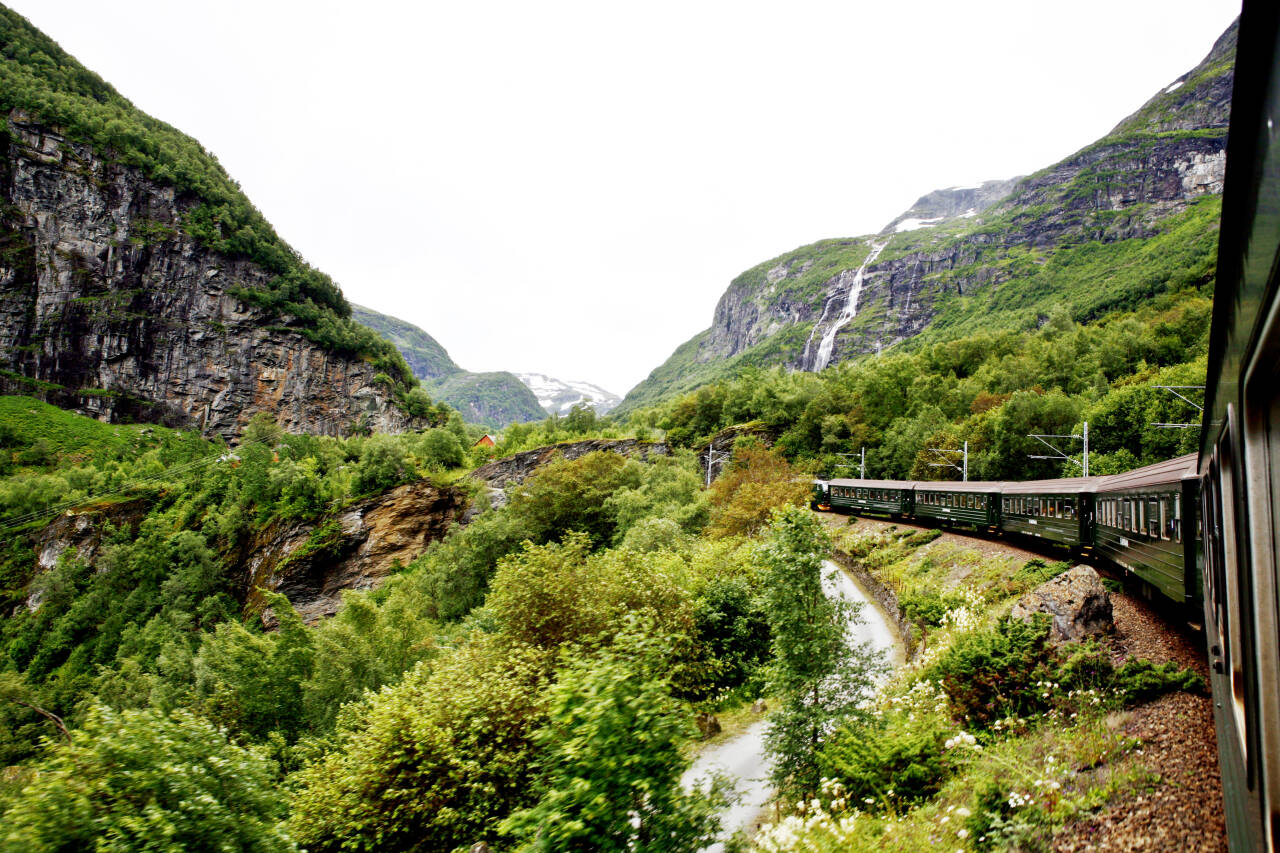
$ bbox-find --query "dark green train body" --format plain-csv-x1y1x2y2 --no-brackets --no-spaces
812,453,1200,607
913,482,1000,528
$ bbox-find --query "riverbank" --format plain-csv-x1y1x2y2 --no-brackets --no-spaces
685,552,905,850
747,513,1220,852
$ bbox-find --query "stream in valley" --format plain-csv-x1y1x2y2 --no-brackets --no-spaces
683,560,904,850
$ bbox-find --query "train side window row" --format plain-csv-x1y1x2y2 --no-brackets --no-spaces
1096,494,1181,542
920,493,987,509
1000,496,1077,520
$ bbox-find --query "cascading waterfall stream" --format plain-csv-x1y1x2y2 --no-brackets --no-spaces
800,240,887,372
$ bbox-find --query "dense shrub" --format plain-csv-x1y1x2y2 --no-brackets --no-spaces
0,705,293,853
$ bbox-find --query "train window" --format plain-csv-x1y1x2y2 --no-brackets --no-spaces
1174,493,1181,542
1147,498,1159,538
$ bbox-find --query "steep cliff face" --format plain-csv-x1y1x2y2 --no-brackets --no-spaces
0,112,415,438
619,20,1236,413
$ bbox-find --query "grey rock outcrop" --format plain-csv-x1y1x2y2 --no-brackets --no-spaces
0,111,415,439
1011,564,1114,645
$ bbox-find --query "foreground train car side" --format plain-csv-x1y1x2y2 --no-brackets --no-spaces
999,477,1097,548
1198,2,1280,847
1093,455,1200,607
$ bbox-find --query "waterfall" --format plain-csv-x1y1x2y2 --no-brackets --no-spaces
800,240,886,372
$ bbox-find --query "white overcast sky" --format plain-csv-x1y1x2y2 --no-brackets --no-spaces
10,1,1241,397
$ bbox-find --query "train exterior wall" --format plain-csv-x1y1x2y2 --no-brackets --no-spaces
912,488,998,527
999,494,1092,547
1093,487,1190,603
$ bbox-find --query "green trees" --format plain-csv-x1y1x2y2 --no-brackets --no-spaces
761,506,881,801
501,635,724,852
0,705,294,853
288,637,551,853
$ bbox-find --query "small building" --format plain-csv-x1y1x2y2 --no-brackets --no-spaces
473,434,497,448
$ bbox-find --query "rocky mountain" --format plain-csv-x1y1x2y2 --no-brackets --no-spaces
516,372,621,416
880,178,1022,235
618,20,1235,414
353,303,546,427
0,9,422,438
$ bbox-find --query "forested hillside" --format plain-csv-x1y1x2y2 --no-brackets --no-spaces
354,305,547,426
619,21,1234,413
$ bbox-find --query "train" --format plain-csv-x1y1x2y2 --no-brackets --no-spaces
810,454,1201,607
814,4,1280,848
1198,2,1280,849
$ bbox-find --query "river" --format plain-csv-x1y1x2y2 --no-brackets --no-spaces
683,560,904,851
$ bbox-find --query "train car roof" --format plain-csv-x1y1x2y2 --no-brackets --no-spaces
912,480,1004,493
1001,476,1101,495
1095,453,1198,492
823,478,915,490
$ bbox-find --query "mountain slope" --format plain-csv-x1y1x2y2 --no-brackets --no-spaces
351,305,460,380
352,303,546,426
0,7,422,436
618,20,1235,415
424,371,547,426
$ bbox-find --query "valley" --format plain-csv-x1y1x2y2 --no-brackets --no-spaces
0,4,1247,853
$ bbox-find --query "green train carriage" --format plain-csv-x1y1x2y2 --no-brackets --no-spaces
1092,454,1200,606
911,481,1001,528
998,477,1099,548
814,478,913,516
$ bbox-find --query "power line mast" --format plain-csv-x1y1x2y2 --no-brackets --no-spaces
1028,422,1090,476
1149,385,1205,429
832,447,866,479
703,443,732,489
927,441,968,482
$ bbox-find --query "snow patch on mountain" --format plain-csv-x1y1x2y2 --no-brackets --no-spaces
516,373,622,415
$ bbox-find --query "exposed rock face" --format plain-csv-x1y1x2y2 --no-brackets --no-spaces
24,497,150,611
243,480,467,623
468,438,670,507
698,423,776,483
880,178,1022,235
0,111,415,439
1011,564,1114,645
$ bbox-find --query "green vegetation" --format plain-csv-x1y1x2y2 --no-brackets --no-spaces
1,704,293,853
0,398,816,850
426,370,548,427
351,304,461,380
630,285,1210,482
0,8,417,389
761,507,882,801
749,522,1205,851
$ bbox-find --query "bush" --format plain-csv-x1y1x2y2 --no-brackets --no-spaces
820,713,954,810
289,636,550,853
928,616,1055,729
0,705,293,853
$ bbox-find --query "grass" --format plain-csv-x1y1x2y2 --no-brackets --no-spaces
0,395,201,464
